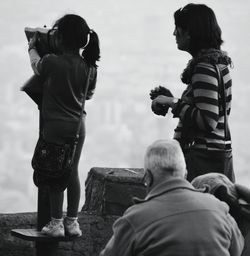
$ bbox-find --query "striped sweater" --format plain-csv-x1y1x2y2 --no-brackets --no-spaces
172,62,232,150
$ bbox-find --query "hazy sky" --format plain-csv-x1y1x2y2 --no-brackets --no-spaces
1,0,250,213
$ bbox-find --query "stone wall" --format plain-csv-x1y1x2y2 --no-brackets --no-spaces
0,168,146,256
0,212,118,256
0,212,36,256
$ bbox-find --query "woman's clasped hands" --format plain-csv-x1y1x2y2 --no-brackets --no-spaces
150,86,176,116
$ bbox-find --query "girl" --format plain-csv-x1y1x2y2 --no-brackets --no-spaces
28,14,100,237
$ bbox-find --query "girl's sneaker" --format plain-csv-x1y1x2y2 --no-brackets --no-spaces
64,217,82,237
41,218,65,237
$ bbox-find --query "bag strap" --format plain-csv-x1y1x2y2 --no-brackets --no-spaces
74,66,92,142
214,64,228,140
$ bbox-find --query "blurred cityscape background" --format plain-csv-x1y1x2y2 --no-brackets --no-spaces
0,0,249,213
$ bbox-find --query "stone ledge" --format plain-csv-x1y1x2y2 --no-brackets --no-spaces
11,228,80,242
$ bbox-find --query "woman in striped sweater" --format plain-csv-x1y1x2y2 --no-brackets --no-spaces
151,3,235,182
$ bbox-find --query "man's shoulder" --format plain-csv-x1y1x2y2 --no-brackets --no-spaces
124,189,230,225
120,200,159,234
186,188,230,212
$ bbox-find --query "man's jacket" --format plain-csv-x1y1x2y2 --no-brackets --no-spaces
100,178,244,256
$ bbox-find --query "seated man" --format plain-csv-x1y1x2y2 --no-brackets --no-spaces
192,172,250,256
100,139,244,256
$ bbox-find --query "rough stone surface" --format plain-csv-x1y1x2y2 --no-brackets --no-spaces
82,167,146,215
0,213,36,256
0,212,118,256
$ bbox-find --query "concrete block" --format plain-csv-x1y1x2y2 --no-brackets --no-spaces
82,167,146,216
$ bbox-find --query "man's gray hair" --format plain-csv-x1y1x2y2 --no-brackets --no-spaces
144,139,186,177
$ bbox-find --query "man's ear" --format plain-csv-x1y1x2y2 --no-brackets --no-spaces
146,169,154,188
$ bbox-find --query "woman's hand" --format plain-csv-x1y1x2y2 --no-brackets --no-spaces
150,86,173,100
153,95,177,108
151,96,171,116
150,86,178,116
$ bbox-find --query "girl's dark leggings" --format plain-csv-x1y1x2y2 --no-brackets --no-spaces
43,119,85,218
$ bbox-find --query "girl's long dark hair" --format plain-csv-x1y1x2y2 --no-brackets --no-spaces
54,14,100,67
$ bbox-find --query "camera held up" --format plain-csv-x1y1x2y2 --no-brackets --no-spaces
22,26,60,106
25,27,60,56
